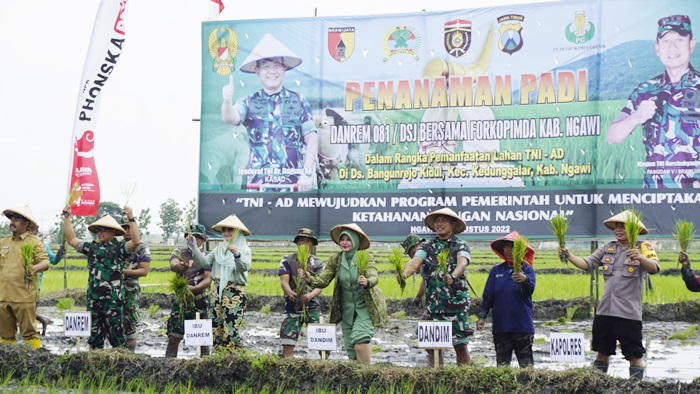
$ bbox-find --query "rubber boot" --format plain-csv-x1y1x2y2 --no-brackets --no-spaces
592,360,609,374
629,365,645,380
165,336,180,358
126,338,137,352
36,314,53,336
0,338,16,345
201,346,211,356
25,338,41,349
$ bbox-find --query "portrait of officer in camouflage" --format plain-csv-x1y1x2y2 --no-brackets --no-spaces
62,205,141,349
166,224,212,358
403,207,473,366
0,206,50,349
607,15,700,188
120,218,151,352
278,228,324,358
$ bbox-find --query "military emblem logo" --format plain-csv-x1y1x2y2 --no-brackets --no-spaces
208,27,239,76
444,20,471,58
382,25,421,62
328,27,355,62
565,11,595,44
497,14,524,55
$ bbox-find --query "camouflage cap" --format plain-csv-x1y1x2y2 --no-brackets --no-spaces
400,234,425,255
185,224,208,241
658,15,692,39
293,228,318,245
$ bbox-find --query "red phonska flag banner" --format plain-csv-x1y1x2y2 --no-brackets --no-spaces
68,0,129,216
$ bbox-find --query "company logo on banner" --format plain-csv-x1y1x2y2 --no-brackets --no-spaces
383,25,421,62
444,20,471,58
565,11,595,44
328,27,355,62
208,27,239,76
68,0,129,217
498,14,524,55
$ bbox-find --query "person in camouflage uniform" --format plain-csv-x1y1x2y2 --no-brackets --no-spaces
166,224,212,357
0,206,49,349
120,220,151,352
401,234,425,305
278,228,324,358
63,205,140,349
607,15,700,188
404,207,472,366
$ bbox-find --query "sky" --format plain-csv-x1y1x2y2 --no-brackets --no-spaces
0,0,554,234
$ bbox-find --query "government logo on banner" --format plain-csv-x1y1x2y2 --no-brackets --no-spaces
444,19,471,58
565,11,595,44
497,14,524,55
383,25,421,62
208,27,239,76
328,27,355,62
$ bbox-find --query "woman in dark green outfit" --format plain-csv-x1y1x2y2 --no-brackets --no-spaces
299,223,387,362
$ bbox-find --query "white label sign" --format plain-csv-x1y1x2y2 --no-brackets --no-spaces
184,319,213,346
417,321,452,349
307,324,337,351
64,312,91,337
549,332,585,362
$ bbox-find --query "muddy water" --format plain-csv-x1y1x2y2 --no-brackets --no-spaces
35,306,700,382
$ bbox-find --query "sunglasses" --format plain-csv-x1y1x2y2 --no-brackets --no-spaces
94,226,111,233
221,227,235,232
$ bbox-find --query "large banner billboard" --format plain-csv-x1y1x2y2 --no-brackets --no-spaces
199,0,700,240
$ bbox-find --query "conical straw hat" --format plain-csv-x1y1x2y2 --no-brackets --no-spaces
424,207,466,234
490,231,536,266
3,205,38,227
603,210,648,235
212,214,251,235
330,223,371,250
88,215,125,236
239,33,302,73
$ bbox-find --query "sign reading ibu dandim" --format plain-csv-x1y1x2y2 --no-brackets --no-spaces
64,312,91,337
184,319,213,346
417,321,452,349
307,324,337,351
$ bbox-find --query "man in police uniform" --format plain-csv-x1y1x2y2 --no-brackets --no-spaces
0,206,49,349
278,228,324,357
63,205,141,349
403,208,472,366
120,219,151,352
561,210,659,380
607,15,700,188
166,224,212,357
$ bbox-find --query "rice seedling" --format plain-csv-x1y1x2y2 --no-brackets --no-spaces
624,208,643,253
120,181,137,207
67,180,82,207
437,249,449,277
388,248,406,294
259,305,272,315
227,228,242,255
21,241,34,283
147,304,161,317
512,235,528,274
294,243,310,324
56,298,75,310
673,219,695,267
356,250,369,275
549,212,569,263
170,275,194,321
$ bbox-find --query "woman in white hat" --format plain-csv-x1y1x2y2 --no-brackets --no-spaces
188,214,252,351
299,223,387,362
560,210,659,380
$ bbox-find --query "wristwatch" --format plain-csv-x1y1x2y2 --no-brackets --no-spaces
303,167,314,177
128,217,137,222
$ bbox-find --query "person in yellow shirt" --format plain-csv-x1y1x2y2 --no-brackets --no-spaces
0,206,49,349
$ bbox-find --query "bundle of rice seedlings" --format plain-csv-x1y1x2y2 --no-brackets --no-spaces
170,275,194,320
173,249,192,267
120,182,137,206
624,209,643,252
549,213,569,263
68,180,82,206
673,219,695,253
227,228,242,254
356,250,369,276
437,249,449,277
388,248,406,294
295,243,311,324
512,235,529,274
21,241,34,283
297,243,310,272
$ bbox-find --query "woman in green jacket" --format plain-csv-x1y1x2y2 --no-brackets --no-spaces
300,223,387,362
